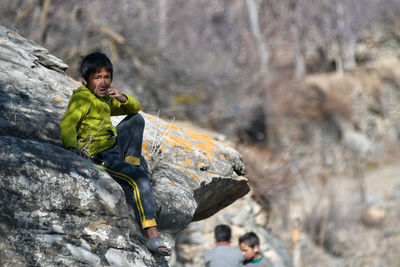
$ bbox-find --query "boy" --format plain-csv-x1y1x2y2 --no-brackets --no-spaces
60,52,171,256
239,232,272,266
204,224,243,267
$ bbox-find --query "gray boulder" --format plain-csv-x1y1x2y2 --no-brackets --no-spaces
0,24,249,266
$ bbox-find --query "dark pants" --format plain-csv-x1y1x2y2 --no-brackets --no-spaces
96,113,157,229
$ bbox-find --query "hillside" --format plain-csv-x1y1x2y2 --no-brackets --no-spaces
1,1,400,266
170,53,400,267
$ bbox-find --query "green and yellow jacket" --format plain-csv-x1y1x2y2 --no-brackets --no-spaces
60,86,141,156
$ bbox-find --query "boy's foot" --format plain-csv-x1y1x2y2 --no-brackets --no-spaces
141,226,172,256
140,236,172,256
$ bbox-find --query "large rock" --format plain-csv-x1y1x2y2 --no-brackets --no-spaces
0,136,160,266
0,24,249,266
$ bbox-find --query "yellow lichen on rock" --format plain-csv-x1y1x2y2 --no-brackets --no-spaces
88,220,110,231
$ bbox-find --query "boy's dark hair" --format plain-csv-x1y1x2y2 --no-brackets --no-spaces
214,224,231,242
239,232,260,248
80,52,113,82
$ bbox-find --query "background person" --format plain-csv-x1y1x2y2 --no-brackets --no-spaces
204,224,243,267
239,232,272,266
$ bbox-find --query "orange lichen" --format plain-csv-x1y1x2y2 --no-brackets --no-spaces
165,134,194,151
182,128,218,161
142,141,151,160
142,141,149,152
185,158,193,166
165,180,176,186
161,123,180,131
145,114,156,122
183,129,214,143
72,79,82,86
163,127,219,162
143,113,228,164
195,143,214,161
178,165,199,182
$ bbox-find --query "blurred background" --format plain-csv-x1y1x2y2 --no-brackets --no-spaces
2,0,400,266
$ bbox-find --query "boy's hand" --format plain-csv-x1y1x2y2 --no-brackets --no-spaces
68,147,89,159
107,87,128,103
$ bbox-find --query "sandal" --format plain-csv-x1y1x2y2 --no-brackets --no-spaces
140,236,172,256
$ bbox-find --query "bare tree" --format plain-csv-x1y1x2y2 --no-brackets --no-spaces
290,0,306,78
245,0,270,75
335,0,356,73
158,0,168,48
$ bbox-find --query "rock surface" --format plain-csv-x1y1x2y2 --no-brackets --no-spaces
0,24,249,266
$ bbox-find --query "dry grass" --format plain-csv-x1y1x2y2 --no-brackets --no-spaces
277,55,400,125
303,200,355,257
240,145,296,227
278,78,353,122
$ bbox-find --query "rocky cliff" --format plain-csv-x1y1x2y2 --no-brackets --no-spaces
0,25,250,266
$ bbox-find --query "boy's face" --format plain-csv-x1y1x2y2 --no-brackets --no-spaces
239,242,259,261
83,68,112,98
